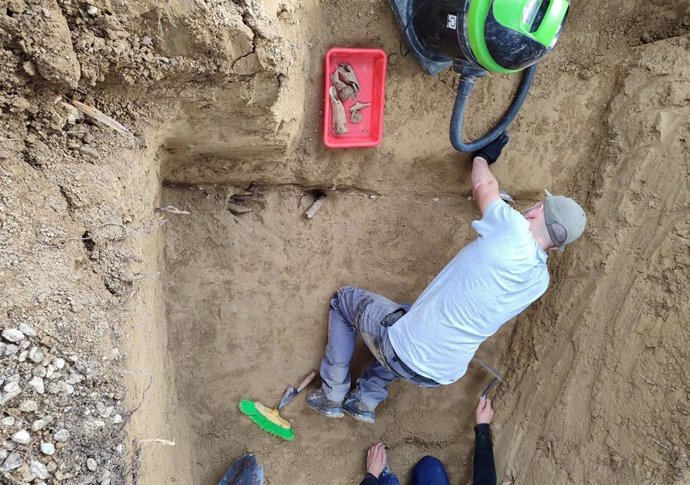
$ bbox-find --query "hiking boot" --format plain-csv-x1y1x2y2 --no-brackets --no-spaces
305,389,344,419
343,392,375,424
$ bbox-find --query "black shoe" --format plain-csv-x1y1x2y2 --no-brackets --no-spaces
343,392,375,424
305,389,344,418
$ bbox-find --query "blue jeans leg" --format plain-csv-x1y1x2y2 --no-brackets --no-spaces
319,288,360,403
379,471,400,485
356,360,397,410
319,287,406,404
410,456,449,485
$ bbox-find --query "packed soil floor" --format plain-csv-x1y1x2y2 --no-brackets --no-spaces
1,0,689,484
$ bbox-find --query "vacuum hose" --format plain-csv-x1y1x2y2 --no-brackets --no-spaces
449,64,537,153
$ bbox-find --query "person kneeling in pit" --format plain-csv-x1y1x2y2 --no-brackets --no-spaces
306,133,586,423
358,397,497,485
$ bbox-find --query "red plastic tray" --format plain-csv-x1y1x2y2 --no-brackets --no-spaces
323,48,387,148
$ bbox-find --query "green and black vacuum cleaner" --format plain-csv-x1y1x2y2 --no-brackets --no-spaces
391,0,570,152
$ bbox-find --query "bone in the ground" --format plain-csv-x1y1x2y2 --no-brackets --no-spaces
227,202,253,215
305,195,326,219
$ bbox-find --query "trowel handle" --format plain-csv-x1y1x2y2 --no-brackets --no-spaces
297,371,317,392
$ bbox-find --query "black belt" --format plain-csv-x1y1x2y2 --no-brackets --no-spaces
381,309,440,387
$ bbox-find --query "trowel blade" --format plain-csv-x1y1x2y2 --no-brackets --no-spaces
278,386,297,409
474,356,503,381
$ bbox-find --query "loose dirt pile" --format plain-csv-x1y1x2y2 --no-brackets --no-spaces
0,0,688,484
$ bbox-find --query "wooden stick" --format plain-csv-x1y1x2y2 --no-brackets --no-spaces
70,99,135,140
155,206,190,215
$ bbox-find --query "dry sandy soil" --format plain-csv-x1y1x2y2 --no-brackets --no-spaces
0,0,689,484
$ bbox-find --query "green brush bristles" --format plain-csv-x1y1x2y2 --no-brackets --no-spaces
239,399,295,441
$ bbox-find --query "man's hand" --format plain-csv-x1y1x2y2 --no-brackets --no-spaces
473,132,509,165
366,443,387,478
475,397,494,425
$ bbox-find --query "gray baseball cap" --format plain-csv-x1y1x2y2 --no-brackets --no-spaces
544,190,587,251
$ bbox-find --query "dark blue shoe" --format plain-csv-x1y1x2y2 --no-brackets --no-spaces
305,389,344,418
343,392,375,424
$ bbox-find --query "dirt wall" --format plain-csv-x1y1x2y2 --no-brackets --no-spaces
495,34,690,485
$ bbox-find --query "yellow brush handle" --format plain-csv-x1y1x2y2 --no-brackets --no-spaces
255,402,291,429
297,370,317,391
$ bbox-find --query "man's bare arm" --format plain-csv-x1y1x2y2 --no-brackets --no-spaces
470,132,509,214
472,156,500,215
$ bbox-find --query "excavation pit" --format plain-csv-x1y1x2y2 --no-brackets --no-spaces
161,185,510,483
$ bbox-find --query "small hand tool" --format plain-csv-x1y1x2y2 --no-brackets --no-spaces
474,356,503,398
278,370,317,409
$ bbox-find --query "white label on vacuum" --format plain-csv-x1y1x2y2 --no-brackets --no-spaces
447,14,457,29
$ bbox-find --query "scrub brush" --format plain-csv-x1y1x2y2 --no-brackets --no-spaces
239,399,295,441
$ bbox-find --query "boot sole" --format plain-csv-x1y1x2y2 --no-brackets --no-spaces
306,400,345,419
343,407,375,424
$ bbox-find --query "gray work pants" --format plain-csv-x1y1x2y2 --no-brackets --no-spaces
319,287,439,410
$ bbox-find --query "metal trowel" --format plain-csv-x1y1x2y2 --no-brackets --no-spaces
278,370,317,409
474,356,503,398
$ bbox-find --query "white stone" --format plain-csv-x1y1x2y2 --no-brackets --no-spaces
18,462,35,482
2,329,24,343
67,372,83,385
53,358,65,370
112,414,123,424
0,450,7,461
34,365,47,378
86,5,99,16
18,323,36,337
1,416,15,426
4,344,19,355
84,419,105,431
18,350,28,362
11,429,30,444
19,400,38,412
31,460,49,480
87,457,97,471
0,387,21,405
53,429,69,442
59,381,75,395
32,416,53,431
29,376,45,394
99,469,112,483
2,451,22,471
40,442,55,455
3,381,19,393
29,347,44,363
96,402,114,418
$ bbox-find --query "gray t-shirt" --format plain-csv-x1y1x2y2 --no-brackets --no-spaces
388,199,549,385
